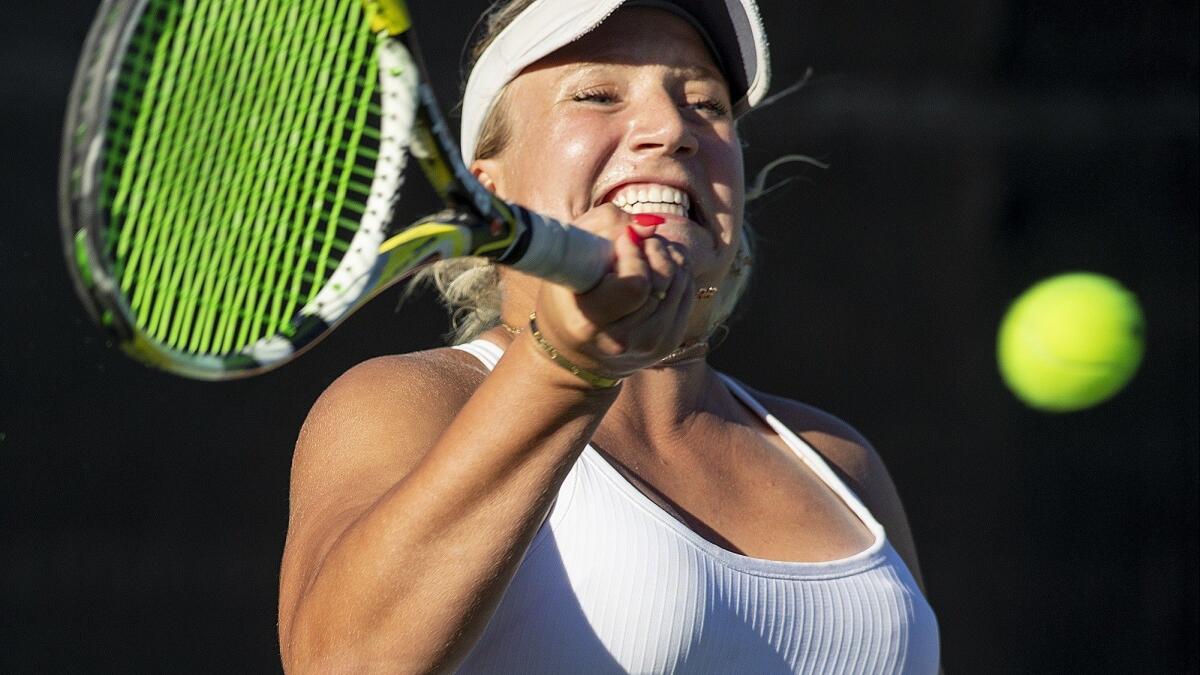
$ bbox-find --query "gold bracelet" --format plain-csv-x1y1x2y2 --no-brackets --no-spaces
527,312,622,389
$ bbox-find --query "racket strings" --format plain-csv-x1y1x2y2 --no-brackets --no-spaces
101,0,384,355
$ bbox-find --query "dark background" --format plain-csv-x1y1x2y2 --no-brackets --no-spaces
2,0,1196,672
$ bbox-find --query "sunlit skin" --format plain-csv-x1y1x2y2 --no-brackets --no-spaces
472,7,745,373
468,6,874,562
279,8,931,671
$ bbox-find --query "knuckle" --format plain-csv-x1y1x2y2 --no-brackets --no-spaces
598,336,628,356
645,240,676,270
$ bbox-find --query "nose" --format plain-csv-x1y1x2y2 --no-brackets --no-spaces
625,92,699,158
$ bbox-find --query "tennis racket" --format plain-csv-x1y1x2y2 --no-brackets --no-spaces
60,0,612,380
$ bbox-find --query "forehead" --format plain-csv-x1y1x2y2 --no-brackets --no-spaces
526,7,728,85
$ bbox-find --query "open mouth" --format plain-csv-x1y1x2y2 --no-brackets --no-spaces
604,183,701,224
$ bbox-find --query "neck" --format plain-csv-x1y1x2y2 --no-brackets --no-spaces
603,360,724,448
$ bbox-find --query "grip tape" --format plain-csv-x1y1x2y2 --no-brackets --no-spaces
506,205,613,292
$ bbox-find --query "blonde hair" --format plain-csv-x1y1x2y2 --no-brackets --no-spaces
413,227,756,346
414,0,757,345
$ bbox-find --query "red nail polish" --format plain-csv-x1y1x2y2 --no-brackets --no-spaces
632,214,665,226
626,226,643,247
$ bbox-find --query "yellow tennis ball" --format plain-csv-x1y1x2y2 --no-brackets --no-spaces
997,272,1145,412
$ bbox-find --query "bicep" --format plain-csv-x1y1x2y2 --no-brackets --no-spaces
277,355,470,648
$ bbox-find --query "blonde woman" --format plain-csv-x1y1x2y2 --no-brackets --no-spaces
279,0,940,671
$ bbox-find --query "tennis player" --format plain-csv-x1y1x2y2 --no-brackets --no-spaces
279,0,941,671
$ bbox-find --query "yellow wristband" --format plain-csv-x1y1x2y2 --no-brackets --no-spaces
527,312,622,389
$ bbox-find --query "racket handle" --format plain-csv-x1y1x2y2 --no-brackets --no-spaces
507,205,613,292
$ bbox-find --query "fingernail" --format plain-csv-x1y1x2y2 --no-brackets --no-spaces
626,226,643,247
632,214,665,226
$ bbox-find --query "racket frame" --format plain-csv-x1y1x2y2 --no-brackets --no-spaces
59,0,611,380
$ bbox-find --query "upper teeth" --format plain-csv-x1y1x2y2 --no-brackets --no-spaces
610,184,690,217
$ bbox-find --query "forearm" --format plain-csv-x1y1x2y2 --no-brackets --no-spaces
285,336,616,672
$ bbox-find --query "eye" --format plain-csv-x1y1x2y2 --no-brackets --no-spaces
572,88,619,105
687,97,731,117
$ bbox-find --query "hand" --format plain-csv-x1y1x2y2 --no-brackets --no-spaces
531,204,696,380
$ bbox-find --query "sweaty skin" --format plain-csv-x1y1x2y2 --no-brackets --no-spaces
474,10,745,354
278,9,930,673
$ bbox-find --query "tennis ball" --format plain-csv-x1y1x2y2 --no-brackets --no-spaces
997,272,1145,412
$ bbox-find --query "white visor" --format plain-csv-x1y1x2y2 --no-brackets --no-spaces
459,0,771,164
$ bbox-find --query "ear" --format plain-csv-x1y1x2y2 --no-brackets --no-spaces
470,159,504,195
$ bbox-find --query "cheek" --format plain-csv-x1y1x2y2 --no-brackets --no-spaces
549,116,618,178
713,136,745,201
713,135,745,243
559,130,596,162
508,118,613,215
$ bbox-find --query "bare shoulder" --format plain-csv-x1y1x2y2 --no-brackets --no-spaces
280,346,492,641
303,346,488,442
277,347,482,649
737,383,879,486
289,347,488,512
733,381,928,591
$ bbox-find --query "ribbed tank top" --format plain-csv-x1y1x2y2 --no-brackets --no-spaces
452,339,940,674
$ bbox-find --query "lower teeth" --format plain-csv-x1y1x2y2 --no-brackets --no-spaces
622,203,686,216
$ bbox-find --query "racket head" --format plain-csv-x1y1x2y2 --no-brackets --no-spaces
60,0,429,379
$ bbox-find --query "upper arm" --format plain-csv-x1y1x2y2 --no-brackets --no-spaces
277,352,481,655
760,394,929,594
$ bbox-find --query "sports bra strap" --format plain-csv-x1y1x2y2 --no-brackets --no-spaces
452,337,504,370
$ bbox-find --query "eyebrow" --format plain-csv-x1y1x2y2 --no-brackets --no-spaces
565,61,727,85
675,63,726,83
556,60,724,93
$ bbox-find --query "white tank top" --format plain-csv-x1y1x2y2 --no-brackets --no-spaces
453,339,940,674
